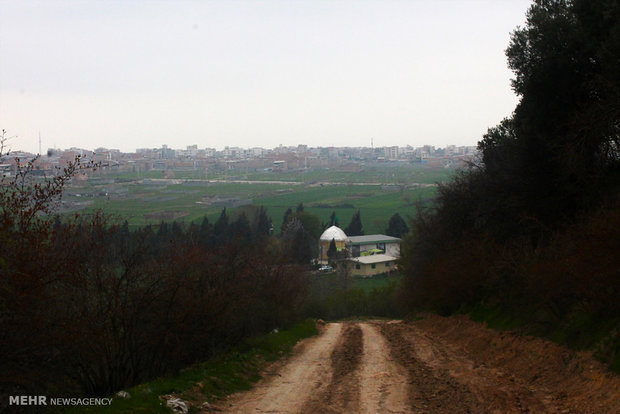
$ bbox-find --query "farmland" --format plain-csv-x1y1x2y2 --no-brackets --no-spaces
62,164,456,232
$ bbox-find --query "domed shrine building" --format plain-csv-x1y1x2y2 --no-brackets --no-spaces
318,225,348,262
318,225,402,276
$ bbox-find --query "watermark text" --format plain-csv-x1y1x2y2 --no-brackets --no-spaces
9,395,113,406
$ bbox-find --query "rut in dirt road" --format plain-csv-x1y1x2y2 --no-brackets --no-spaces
302,323,363,413
212,317,620,414
358,322,410,413
378,322,480,413
218,322,342,413
392,322,552,413
217,321,409,414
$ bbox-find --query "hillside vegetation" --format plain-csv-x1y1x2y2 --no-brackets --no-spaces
400,0,620,371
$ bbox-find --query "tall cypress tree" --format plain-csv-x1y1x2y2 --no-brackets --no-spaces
253,206,272,241
344,210,364,236
213,208,229,243
385,213,409,238
327,238,338,263
281,207,293,234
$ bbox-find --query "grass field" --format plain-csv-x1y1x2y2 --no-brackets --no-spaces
107,163,455,184
63,165,455,232
303,272,406,320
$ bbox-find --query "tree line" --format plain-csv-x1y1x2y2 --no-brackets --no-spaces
0,151,308,398
0,143,412,399
400,0,619,368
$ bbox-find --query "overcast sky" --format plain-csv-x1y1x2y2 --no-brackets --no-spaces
0,0,532,154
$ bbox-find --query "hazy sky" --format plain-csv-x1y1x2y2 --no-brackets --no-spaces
0,0,532,154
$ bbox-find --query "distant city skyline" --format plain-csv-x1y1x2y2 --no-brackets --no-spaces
1,0,531,154
13,141,477,156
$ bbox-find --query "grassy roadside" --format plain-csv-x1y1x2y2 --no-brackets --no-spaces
61,319,318,413
303,273,406,320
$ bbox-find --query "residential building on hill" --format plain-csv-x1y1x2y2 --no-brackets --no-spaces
318,225,401,276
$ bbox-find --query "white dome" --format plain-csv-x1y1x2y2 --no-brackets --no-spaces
320,225,347,241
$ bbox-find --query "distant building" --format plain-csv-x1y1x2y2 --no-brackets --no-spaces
346,234,401,258
384,146,399,160
273,160,287,171
349,254,397,277
318,226,401,277
224,146,243,158
318,226,348,262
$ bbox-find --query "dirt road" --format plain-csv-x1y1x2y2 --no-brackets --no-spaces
213,315,620,413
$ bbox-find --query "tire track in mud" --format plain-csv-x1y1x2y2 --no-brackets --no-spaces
402,324,553,413
212,317,619,413
379,322,481,413
302,322,363,413
218,322,342,413
359,322,411,413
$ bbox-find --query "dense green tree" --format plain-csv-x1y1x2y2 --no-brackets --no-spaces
291,211,322,240
213,208,229,243
385,213,409,238
344,210,364,236
291,225,313,264
401,0,620,322
171,221,184,238
230,212,252,243
282,217,313,264
329,210,340,227
281,207,293,234
156,221,169,245
253,206,272,241
199,216,212,243
495,0,619,222
296,202,304,213
326,238,338,262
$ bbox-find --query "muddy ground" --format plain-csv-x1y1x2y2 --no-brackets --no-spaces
208,315,620,413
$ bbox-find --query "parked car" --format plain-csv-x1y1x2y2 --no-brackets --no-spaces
318,265,334,273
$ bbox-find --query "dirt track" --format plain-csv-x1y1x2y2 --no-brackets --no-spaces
212,315,620,413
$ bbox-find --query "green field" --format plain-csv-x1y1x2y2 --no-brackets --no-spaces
303,272,406,320
63,165,454,232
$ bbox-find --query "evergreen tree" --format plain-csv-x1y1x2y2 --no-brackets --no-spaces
171,221,184,238
291,225,313,264
291,211,322,241
253,206,272,241
230,212,252,243
213,208,229,243
327,238,338,263
296,202,304,213
198,216,213,246
344,210,364,236
329,210,339,227
281,207,293,234
120,220,130,236
282,217,312,264
385,213,409,238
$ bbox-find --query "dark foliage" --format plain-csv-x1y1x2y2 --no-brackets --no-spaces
326,238,338,262
281,207,293,235
253,206,272,241
0,149,308,399
385,213,409,238
280,207,322,263
344,209,364,236
281,217,314,264
400,0,620,364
